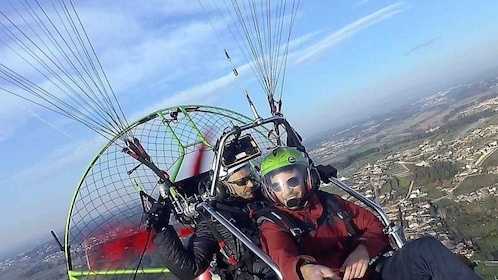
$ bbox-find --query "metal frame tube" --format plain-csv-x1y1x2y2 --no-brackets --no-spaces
197,202,283,280
209,115,300,196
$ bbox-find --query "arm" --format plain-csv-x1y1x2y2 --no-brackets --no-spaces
336,196,390,258
152,219,219,280
259,222,317,280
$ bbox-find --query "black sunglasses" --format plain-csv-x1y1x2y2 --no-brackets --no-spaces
270,176,301,192
228,174,256,186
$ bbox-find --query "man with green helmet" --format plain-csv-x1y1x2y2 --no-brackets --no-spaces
260,147,314,210
257,146,482,280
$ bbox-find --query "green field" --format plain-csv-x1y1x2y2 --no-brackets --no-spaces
440,200,498,239
435,198,453,208
473,234,498,280
436,201,498,280
482,196,497,210
379,175,411,200
474,137,498,151
378,133,411,143
398,175,412,189
392,138,427,153
407,111,442,129
333,142,385,161
482,114,498,127
419,183,446,199
434,128,461,143
379,181,391,194
352,153,387,169
321,185,352,198
383,165,406,176
454,174,498,195
475,265,498,280
481,149,498,168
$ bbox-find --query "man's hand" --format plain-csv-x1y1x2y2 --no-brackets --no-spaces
300,264,341,280
315,165,337,183
340,244,370,280
147,200,171,233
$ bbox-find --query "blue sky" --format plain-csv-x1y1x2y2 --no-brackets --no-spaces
1,0,498,255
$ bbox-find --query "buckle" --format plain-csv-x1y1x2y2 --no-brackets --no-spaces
289,227,304,238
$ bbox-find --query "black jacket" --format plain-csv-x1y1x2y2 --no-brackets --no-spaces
153,198,277,280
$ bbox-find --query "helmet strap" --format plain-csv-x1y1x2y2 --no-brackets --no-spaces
223,181,236,196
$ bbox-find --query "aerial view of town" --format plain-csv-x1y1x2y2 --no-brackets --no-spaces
310,74,498,279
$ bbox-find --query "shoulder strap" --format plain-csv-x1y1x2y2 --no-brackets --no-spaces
256,208,308,241
252,206,308,244
202,211,238,265
205,204,269,278
317,191,359,239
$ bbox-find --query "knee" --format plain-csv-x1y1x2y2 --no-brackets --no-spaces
394,236,446,263
408,236,447,253
414,236,442,247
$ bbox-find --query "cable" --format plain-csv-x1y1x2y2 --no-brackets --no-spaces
206,0,299,115
0,0,132,141
132,228,152,280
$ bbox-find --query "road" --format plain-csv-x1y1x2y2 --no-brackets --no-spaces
475,146,498,166
393,162,415,205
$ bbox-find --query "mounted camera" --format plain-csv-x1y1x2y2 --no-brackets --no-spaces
221,133,261,169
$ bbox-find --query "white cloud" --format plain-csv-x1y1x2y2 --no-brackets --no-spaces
353,0,372,8
295,2,411,63
0,111,26,143
88,0,221,19
288,29,325,51
0,96,47,143
100,21,223,92
129,71,237,121
123,17,338,123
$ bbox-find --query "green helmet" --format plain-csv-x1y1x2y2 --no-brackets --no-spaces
260,147,308,177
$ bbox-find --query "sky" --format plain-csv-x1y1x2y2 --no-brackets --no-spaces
1,0,498,256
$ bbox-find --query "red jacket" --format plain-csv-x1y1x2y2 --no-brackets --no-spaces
259,192,389,280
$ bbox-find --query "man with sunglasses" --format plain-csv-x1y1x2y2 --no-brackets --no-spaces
151,160,277,280
257,146,482,280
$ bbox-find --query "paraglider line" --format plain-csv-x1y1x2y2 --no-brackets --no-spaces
132,229,152,280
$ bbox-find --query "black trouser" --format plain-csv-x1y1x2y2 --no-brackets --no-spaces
380,236,482,280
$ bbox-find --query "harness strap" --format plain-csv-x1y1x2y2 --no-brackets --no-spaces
255,208,309,241
203,211,238,265
226,249,253,273
254,207,311,253
317,191,359,238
